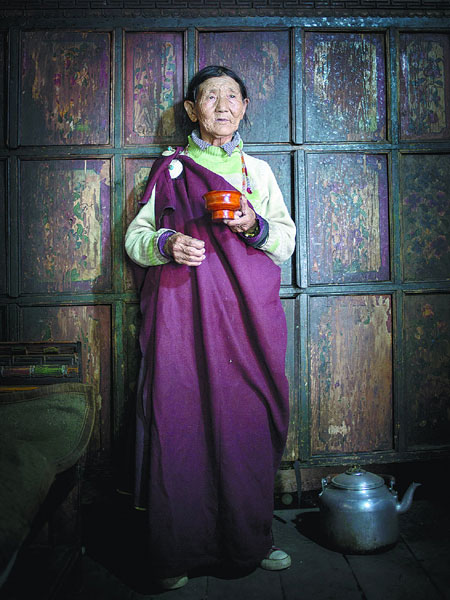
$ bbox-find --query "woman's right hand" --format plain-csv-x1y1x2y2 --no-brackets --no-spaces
164,232,206,266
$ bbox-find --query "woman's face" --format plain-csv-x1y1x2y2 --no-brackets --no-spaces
184,75,249,146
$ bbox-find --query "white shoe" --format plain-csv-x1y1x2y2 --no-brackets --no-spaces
157,574,189,590
260,547,291,571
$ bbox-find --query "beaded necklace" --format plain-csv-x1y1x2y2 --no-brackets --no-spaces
240,146,252,196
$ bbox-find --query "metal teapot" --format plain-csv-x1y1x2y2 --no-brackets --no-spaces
318,466,421,553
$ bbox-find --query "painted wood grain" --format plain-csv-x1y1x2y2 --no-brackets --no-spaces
253,152,293,286
124,302,142,413
114,302,143,492
20,31,111,145
307,153,389,284
309,295,393,455
305,32,386,142
19,304,112,469
124,157,156,290
20,159,111,293
0,306,5,341
0,160,6,295
124,32,184,145
400,153,450,282
404,294,450,448
281,298,298,461
0,34,5,146
400,33,450,140
198,30,290,143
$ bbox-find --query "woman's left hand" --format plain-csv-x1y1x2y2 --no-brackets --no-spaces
224,195,257,235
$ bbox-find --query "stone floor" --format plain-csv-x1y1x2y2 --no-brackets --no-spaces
64,484,450,600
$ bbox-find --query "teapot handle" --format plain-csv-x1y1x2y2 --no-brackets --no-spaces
380,473,396,491
321,476,331,492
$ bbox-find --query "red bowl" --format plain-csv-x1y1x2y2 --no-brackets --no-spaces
203,190,241,222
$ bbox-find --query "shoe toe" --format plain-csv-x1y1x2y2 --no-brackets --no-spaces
260,548,292,571
158,575,189,590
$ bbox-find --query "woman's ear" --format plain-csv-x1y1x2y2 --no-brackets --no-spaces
184,100,198,122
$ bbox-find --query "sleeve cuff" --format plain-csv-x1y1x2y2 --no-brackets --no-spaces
238,214,269,248
156,230,177,260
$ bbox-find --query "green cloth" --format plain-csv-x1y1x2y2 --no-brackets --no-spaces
0,383,95,575
186,136,261,205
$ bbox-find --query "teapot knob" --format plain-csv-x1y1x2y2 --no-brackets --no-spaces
380,473,396,492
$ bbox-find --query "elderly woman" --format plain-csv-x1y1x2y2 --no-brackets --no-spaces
125,65,296,590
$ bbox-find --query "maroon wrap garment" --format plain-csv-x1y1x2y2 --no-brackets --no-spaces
133,149,290,576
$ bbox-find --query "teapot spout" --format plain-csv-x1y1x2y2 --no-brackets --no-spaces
396,482,421,514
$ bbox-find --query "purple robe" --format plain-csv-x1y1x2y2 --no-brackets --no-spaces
133,149,290,577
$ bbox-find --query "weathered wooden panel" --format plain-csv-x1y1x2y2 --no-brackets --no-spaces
400,153,450,282
400,33,450,141
20,31,111,146
124,302,142,414
0,306,6,341
114,301,142,490
281,298,299,461
20,159,111,294
124,157,156,290
253,152,293,286
404,294,450,448
0,160,6,295
124,32,184,145
19,305,112,468
305,32,386,142
309,295,393,455
198,30,290,143
0,33,5,146
307,153,389,285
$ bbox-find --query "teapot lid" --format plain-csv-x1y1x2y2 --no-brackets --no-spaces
331,466,384,490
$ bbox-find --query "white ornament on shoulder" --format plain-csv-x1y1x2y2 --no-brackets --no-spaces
168,159,183,179
162,146,176,156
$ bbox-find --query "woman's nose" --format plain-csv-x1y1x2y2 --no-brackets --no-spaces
215,95,228,111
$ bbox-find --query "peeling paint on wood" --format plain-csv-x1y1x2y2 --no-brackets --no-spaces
281,298,298,461
0,307,6,342
20,304,112,465
198,30,290,143
305,32,386,142
0,161,5,295
20,159,111,293
400,33,450,141
124,32,184,145
307,153,389,284
20,31,111,145
124,157,156,290
0,34,5,146
309,295,393,455
404,294,450,448
400,153,450,282
124,303,142,410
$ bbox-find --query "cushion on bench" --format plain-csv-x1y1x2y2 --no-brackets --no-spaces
0,383,95,576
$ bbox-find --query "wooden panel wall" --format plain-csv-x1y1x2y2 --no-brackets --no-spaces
0,160,6,298
304,32,387,142
1,16,450,492
20,159,112,293
20,32,111,145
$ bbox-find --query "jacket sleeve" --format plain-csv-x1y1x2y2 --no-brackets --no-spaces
246,156,296,265
124,185,174,267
